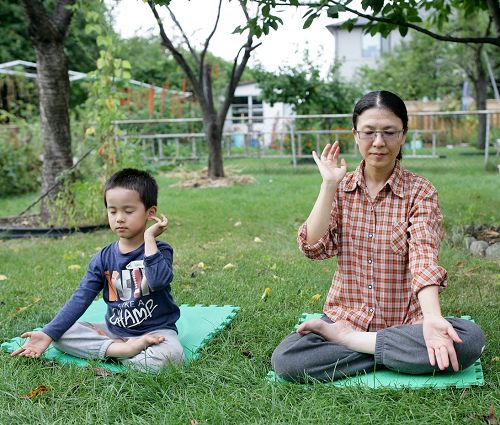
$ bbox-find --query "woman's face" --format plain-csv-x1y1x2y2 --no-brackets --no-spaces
352,107,406,171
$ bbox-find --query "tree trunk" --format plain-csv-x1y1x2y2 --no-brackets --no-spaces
201,62,224,178
473,49,488,150
204,116,224,178
21,0,75,223
36,41,73,221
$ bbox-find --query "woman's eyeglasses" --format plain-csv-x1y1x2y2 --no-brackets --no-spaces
355,130,404,142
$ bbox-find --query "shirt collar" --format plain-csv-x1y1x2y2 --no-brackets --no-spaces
343,160,404,198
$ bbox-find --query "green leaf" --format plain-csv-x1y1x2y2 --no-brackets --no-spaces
398,25,409,37
327,6,339,18
303,14,316,29
371,0,384,15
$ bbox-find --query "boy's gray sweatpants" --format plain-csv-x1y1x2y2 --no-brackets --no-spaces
271,316,485,382
52,321,184,372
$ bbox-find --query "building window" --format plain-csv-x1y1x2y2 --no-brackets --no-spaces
232,95,263,123
361,33,381,58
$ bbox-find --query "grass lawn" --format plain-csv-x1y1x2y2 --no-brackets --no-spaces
0,149,499,424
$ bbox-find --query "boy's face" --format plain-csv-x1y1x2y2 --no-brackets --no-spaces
105,187,156,242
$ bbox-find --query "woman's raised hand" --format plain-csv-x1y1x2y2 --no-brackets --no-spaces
312,141,347,185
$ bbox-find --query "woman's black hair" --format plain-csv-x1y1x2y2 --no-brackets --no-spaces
352,90,407,160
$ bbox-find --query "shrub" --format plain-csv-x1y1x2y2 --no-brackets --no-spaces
0,136,41,197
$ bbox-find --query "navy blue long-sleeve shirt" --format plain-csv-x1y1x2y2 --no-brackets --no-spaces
42,241,180,340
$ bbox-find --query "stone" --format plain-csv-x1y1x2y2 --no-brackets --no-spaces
452,229,463,246
469,240,489,256
485,242,500,259
464,236,476,250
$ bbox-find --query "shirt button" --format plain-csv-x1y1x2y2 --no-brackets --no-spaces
369,308,374,313
368,285,373,289
368,259,373,264
368,233,373,238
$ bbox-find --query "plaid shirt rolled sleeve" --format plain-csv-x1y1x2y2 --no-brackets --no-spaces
298,200,339,259
408,185,448,294
297,161,448,331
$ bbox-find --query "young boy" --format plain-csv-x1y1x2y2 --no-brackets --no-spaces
12,168,184,372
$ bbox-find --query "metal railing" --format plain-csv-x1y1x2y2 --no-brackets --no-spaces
112,109,500,166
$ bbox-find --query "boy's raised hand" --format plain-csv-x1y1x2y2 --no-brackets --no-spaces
11,331,53,358
312,141,347,185
145,213,169,239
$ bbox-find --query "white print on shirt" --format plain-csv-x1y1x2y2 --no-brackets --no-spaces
108,298,158,328
108,261,151,301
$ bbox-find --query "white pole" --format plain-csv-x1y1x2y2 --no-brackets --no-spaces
290,123,297,169
484,112,490,167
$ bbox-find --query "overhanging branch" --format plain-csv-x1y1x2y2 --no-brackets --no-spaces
147,1,204,104
278,1,500,47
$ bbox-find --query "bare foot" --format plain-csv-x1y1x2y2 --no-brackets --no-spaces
297,319,377,354
106,334,165,358
296,319,355,346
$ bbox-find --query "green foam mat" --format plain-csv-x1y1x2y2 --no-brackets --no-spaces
267,313,484,389
1,300,240,373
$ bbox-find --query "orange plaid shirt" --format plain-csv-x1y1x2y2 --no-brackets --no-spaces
298,160,447,331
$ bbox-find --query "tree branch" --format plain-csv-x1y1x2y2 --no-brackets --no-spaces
147,1,204,107
166,4,200,65
21,0,58,43
53,0,75,35
288,0,500,47
486,0,500,36
200,0,223,67
218,1,261,124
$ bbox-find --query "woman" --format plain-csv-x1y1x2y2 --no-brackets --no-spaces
271,90,485,382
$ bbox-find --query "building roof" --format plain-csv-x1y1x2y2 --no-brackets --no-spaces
326,17,371,30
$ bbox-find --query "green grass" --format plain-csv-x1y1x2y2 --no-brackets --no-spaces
1,150,499,424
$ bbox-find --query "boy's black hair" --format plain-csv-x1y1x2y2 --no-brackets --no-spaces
352,90,407,160
104,168,158,209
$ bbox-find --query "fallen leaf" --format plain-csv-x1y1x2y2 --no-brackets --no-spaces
190,420,199,425
309,293,322,304
456,261,465,268
240,349,254,358
0,275,7,281
254,237,262,243
261,287,271,301
269,263,277,271
92,367,113,377
22,385,49,399
68,264,81,270
196,262,206,270
483,229,500,238
223,263,235,270
234,221,242,227
492,356,500,362
33,297,41,304
16,306,28,313
485,405,498,425
462,265,481,276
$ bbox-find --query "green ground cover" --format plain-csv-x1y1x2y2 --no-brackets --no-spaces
0,149,498,424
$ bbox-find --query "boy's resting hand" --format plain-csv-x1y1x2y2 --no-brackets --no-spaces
11,331,53,358
145,214,169,239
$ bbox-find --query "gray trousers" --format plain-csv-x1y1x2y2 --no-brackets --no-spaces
52,321,184,373
271,316,485,382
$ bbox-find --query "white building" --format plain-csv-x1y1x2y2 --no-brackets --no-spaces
326,17,405,80
227,81,292,147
